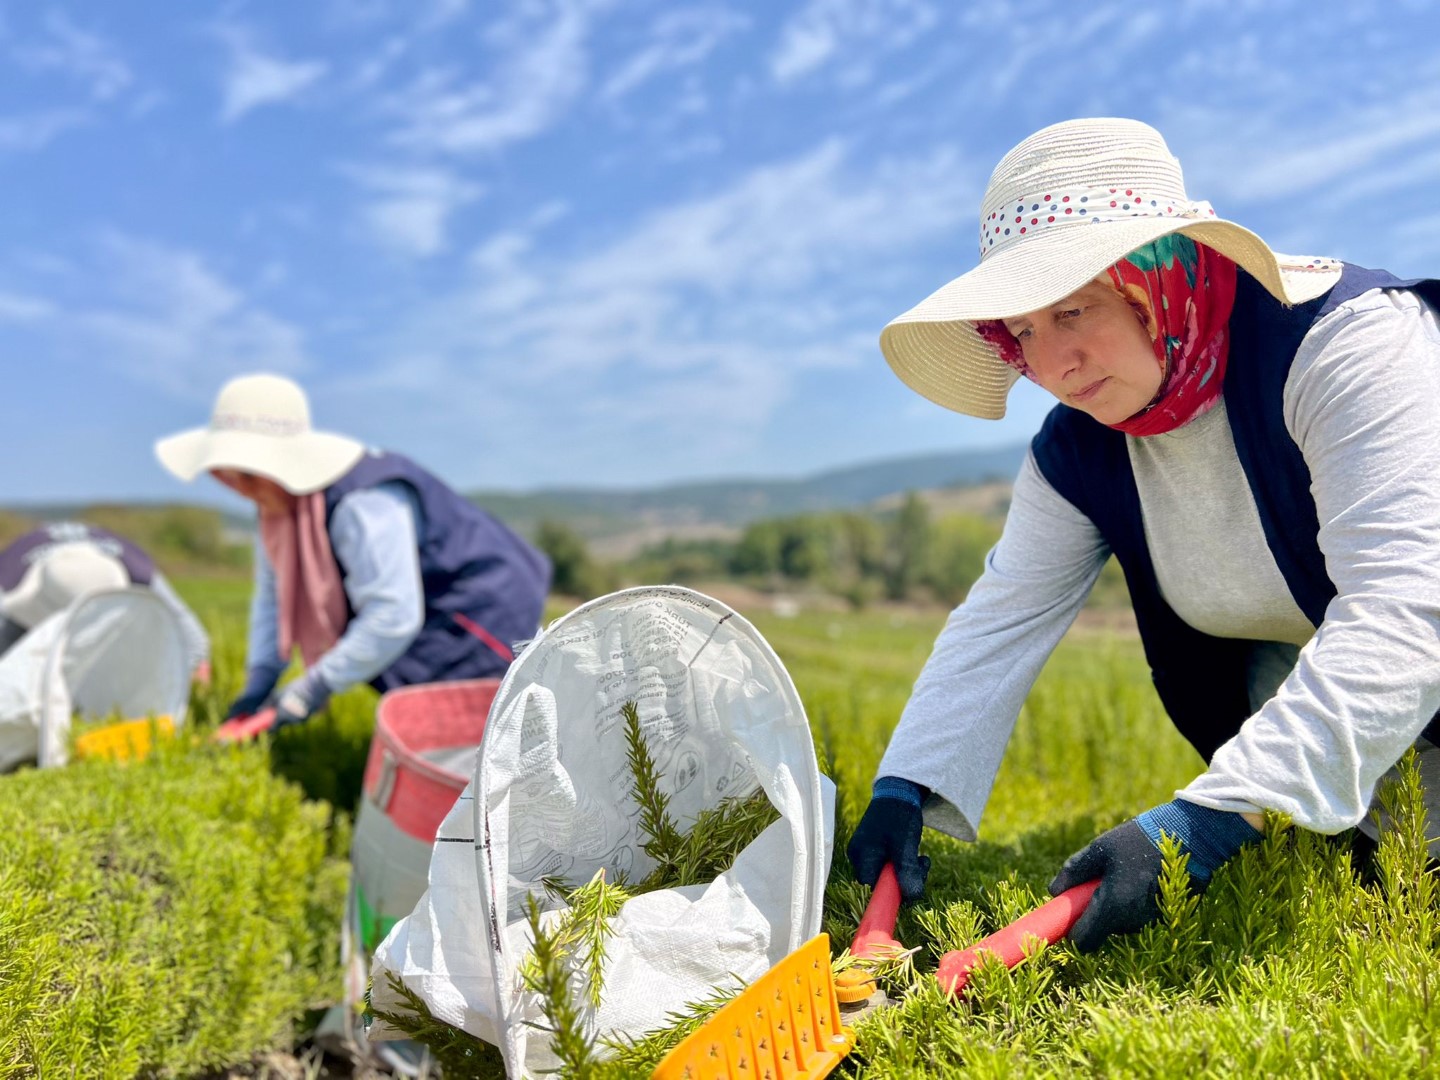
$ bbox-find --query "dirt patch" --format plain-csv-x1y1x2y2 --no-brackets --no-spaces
197,1045,404,1080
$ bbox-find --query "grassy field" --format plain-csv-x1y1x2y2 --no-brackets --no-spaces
2,581,1437,1077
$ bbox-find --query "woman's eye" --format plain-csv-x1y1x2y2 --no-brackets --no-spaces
1057,307,1084,321
1013,327,1032,340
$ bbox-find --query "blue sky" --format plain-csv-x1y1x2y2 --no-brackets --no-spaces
4,0,1439,505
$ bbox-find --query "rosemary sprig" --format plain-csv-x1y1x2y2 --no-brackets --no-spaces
520,867,632,1008
621,700,686,868
640,788,780,891
521,893,599,1076
367,972,506,1078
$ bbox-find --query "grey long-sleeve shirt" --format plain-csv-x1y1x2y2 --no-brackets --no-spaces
879,287,1440,840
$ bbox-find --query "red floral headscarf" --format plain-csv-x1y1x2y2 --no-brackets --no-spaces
975,236,1239,436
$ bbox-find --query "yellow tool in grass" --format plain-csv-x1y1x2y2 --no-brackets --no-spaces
654,863,1103,1078
651,934,855,1080
72,715,176,763
651,866,903,1079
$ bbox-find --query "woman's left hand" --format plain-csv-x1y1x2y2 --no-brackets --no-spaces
273,672,332,729
1049,800,1263,952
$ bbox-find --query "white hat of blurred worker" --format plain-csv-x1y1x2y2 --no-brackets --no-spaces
0,544,129,630
154,373,365,495
880,117,1344,419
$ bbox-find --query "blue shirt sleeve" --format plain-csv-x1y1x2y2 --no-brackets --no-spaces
309,481,425,694
244,536,287,694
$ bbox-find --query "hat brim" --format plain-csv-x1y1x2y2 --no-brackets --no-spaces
0,546,129,629
155,427,366,494
880,216,1344,419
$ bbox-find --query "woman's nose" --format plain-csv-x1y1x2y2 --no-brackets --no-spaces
1027,337,1080,383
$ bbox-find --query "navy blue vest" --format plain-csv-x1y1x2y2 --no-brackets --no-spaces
1032,265,1440,762
324,451,552,692
0,523,155,590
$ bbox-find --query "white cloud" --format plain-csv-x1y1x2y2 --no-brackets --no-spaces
14,13,132,100
337,139,973,484
345,0,478,90
0,291,55,321
384,0,598,155
218,28,328,123
662,132,724,161
424,0,472,28
352,34,409,90
1386,210,1440,273
770,0,937,85
346,164,484,256
1312,147,1440,215
952,3,1163,102
0,109,88,151
601,7,748,102
323,0,395,28
1178,105,1440,205
330,0,471,31
72,234,310,397
1155,82,1440,267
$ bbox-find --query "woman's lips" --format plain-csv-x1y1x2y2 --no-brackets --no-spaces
1070,377,1110,403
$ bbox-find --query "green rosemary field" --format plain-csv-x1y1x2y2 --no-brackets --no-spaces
1,580,1437,1077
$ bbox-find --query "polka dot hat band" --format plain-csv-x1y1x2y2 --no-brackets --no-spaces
880,117,1343,419
981,188,1217,257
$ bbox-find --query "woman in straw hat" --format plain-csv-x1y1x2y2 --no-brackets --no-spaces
847,117,1440,952
156,373,551,737
0,521,210,677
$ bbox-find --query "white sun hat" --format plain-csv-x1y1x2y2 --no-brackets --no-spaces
1,543,129,630
880,117,1344,419
155,373,365,495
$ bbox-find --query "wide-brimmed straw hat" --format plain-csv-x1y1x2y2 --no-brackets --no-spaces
881,117,1344,418
0,543,129,629
155,373,365,494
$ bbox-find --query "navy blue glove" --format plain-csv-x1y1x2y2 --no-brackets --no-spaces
226,674,278,720
846,776,932,902
1050,799,1261,953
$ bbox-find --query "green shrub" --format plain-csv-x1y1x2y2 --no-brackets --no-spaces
835,774,1440,1079
182,601,380,813
54,582,1427,1079
266,687,380,811
0,741,348,1076
536,520,617,601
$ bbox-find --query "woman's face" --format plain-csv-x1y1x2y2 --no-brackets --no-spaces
1002,281,1162,425
210,468,294,514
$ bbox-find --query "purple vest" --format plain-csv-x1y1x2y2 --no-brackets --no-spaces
0,523,155,591
324,451,552,691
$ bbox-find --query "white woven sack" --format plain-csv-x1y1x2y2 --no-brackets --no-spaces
0,587,188,771
370,586,834,1076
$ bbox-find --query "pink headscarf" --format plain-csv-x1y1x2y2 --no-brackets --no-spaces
975,236,1239,436
258,492,347,667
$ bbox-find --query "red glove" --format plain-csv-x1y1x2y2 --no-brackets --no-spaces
213,708,278,743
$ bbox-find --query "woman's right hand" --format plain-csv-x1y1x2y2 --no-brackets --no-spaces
846,777,932,902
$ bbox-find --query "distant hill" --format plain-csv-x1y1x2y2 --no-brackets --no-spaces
470,443,1027,540
0,443,1029,558
3,502,253,536
0,503,253,574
